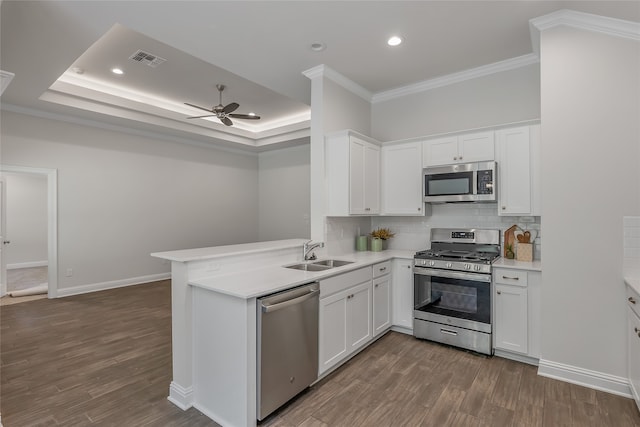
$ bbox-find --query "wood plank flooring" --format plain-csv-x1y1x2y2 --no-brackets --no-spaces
1,280,639,426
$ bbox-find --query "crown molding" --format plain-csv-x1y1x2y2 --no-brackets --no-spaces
303,64,373,102
530,9,640,55
372,53,539,104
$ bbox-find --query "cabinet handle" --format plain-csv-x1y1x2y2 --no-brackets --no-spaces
375,284,379,288
497,290,502,295
502,206,506,210
379,267,387,272
418,207,421,211
635,327,639,333
365,208,371,211
502,276,519,280
459,156,463,160
407,265,411,269
629,297,637,304
453,156,458,161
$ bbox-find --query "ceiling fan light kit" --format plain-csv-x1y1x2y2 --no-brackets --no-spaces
185,84,261,126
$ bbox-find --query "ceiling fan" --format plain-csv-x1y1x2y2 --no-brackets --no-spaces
184,84,260,126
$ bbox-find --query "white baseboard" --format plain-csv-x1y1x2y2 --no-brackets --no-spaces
7,260,48,269
167,381,194,410
538,358,632,398
390,325,413,336
494,349,539,366
56,273,170,297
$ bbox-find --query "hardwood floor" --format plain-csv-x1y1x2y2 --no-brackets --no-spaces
1,280,638,426
7,266,48,292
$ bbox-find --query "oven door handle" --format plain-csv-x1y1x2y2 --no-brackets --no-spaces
413,267,491,283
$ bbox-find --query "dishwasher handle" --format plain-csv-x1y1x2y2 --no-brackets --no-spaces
261,285,319,313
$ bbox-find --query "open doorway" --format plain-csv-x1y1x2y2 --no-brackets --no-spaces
0,166,57,300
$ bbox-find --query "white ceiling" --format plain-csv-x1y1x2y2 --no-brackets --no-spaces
1,1,639,151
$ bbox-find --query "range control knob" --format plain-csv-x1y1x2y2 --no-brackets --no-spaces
429,260,435,267
446,262,452,268
474,265,481,271
464,263,471,270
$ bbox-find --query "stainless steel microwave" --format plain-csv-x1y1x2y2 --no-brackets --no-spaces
423,161,497,203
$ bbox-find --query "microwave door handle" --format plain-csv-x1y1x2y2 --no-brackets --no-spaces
472,170,478,196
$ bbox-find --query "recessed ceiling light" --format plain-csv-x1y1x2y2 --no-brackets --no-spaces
111,68,124,75
387,36,403,47
310,42,326,52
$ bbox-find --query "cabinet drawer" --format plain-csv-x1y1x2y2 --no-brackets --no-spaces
373,261,391,278
628,285,640,318
494,268,528,287
320,267,372,298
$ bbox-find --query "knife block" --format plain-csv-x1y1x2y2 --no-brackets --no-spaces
516,242,533,262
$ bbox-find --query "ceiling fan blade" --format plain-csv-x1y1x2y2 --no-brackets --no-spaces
228,113,261,120
186,114,216,119
221,117,233,126
184,102,214,113
222,102,239,114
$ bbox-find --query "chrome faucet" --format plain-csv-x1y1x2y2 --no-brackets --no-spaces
303,240,324,261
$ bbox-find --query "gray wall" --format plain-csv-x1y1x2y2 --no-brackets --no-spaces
1,110,260,292
371,64,541,141
539,26,640,379
258,144,310,241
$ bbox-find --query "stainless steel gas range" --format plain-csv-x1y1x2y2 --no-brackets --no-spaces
413,228,500,355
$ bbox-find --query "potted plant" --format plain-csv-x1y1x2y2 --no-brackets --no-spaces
369,228,395,251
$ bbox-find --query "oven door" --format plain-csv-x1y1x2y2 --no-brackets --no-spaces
414,267,491,333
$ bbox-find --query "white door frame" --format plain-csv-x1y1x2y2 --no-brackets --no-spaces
0,165,58,298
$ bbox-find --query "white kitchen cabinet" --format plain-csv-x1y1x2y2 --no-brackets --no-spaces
497,125,541,216
373,273,391,337
326,130,381,216
493,267,541,361
382,141,425,216
422,131,494,167
319,279,372,375
627,284,640,411
392,258,413,332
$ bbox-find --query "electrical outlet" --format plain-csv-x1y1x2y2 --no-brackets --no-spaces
65,268,73,277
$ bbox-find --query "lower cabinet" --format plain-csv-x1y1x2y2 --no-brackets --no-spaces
392,259,413,331
493,267,541,360
373,274,391,337
319,279,372,375
627,285,640,411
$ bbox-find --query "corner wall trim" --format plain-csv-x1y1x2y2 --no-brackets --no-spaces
168,381,194,410
56,273,170,298
538,358,632,398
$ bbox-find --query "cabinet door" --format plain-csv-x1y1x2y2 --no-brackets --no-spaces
628,307,640,407
363,143,380,214
382,142,424,216
423,136,459,167
497,126,532,216
494,283,528,354
392,259,413,330
347,281,372,353
319,290,349,374
458,131,495,163
373,275,391,337
527,271,542,358
349,138,366,214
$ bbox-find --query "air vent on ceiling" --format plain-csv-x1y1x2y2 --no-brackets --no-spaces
129,50,166,68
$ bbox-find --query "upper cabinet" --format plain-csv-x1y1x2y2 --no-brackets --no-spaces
381,141,425,216
326,130,381,216
422,131,495,167
496,125,541,216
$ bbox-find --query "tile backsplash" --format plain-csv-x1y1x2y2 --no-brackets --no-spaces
624,216,640,274
325,204,541,259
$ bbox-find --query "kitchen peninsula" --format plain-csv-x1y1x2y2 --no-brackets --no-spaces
151,239,413,427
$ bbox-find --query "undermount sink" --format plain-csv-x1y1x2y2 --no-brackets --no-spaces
311,259,353,268
284,263,331,272
284,259,354,271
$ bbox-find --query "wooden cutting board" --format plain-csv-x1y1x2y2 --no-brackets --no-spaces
504,225,517,258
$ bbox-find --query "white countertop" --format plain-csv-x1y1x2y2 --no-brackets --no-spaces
189,249,415,299
151,239,307,262
493,257,542,272
625,276,640,296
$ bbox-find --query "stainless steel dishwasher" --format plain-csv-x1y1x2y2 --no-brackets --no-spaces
257,282,319,421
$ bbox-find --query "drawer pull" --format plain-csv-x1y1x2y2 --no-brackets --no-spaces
502,275,519,280
629,297,637,304
497,290,501,295
379,267,387,272
440,328,458,336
